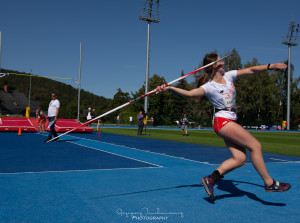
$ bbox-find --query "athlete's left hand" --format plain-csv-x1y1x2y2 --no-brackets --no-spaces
269,63,287,70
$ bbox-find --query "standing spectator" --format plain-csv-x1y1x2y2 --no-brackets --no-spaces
38,110,46,134
137,111,144,135
44,92,60,143
129,115,133,126
150,116,154,127
86,108,95,127
180,114,189,136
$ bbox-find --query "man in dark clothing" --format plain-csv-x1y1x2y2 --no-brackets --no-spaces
137,110,144,135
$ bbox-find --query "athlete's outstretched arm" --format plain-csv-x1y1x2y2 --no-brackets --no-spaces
237,63,287,78
156,84,206,98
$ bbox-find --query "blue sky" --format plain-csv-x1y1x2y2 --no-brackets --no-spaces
0,0,299,99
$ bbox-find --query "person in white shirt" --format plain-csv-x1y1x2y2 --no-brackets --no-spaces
156,52,290,200
117,115,120,126
180,114,189,136
129,116,133,126
86,108,94,127
45,92,60,142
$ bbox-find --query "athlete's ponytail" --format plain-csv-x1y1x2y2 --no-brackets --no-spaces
197,52,218,87
197,73,209,87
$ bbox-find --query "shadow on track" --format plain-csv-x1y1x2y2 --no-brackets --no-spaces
90,180,286,206
204,179,286,206
88,184,202,199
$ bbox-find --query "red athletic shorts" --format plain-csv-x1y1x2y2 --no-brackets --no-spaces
214,117,235,134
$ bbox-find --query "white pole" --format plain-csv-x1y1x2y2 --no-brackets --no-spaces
287,45,291,130
28,69,32,108
144,21,151,114
77,42,82,121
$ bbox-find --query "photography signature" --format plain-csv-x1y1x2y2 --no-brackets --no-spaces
116,207,184,221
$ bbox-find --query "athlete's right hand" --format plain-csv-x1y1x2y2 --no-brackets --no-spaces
156,84,169,94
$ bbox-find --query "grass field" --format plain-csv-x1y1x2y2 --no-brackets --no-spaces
100,128,300,157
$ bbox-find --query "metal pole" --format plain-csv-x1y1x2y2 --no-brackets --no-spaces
281,21,299,130
287,45,291,130
28,69,32,108
144,22,151,113
77,42,82,121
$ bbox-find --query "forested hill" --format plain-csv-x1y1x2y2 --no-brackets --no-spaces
0,68,111,121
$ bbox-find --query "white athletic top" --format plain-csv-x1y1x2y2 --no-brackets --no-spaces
48,99,60,117
87,112,92,120
201,70,237,120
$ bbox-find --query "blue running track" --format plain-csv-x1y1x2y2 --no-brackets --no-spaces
0,132,299,223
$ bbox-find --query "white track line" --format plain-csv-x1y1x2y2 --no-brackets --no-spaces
67,140,163,168
0,166,160,175
67,134,217,165
67,134,300,165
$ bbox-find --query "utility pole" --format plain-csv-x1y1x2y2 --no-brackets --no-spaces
28,69,32,108
281,21,299,130
77,42,82,122
139,0,161,114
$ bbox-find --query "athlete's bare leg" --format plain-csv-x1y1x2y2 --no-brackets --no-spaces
216,139,247,175
217,121,273,186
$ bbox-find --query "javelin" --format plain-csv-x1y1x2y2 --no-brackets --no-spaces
47,52,236,143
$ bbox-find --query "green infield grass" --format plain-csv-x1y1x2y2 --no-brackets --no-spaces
99,128,300,157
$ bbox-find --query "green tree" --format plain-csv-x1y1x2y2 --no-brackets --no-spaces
171,71,193,122
235,59,299,129
131,74,175,125
103,88,130,123
223,48,243,71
